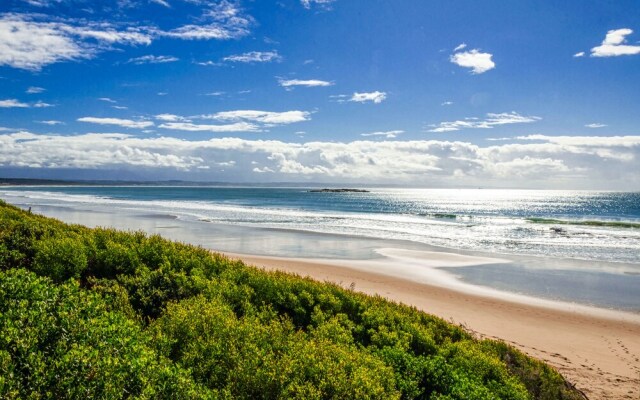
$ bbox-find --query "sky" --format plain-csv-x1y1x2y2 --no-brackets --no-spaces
1,0,640,188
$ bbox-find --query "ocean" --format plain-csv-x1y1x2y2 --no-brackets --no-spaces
1,186,639,311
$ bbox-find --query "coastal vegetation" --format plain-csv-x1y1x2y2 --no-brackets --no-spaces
0,200,583,399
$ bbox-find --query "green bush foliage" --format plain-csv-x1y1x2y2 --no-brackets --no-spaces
0,200,584,399
0,269,212,399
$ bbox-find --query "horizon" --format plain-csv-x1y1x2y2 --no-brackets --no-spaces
3,177,640,192
1,1,639,189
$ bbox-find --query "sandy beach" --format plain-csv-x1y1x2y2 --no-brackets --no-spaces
227,251,640,400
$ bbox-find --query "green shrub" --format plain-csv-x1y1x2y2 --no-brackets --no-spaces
0,269,213,399
0,200,585,400
150,296,400,399
32,236,88,282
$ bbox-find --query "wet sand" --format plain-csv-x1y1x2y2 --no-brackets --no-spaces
226,251,640,400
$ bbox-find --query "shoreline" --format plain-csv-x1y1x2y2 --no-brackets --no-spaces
224,251,640,400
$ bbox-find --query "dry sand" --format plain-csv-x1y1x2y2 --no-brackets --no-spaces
224,251,640,400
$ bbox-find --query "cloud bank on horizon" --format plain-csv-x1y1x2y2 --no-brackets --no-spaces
1,130,638,189
0,0,639,189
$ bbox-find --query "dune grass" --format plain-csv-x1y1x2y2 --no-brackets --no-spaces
0,200,584,399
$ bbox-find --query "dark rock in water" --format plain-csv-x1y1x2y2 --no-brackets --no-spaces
550,226,567,234
308,188,370,193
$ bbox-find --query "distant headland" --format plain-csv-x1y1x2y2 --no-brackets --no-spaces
308,188,370,193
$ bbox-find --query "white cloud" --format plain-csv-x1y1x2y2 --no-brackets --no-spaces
0,99,52,108
1,132,638,188
150,0,170,7
204,110,311,125
591,28,640,57
153,110,310,132
450,48,495,74
223,51,281,63
278,78,334,88
0,16,87,71
158,122,260,132
573,51,585,58
195,60,222,66
428,112,540,132
162,2,252,40
163,25,241,40
26,86,45,94
68,26,151,45
112,105,128,110
127,55,179,64
0,132,202,170
253,166,275,173
155,113,187,122
0,3,254,71
348,91,387,104
453,43,467,52
360,130,404,139
98,97,117,103
585,123,607,128
205,91,225,96
37,120,64,125
77,117,154,129
0,99,29,108
441,101,454,106
301,0,336,10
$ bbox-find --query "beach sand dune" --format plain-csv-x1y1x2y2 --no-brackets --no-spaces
228,252,640,400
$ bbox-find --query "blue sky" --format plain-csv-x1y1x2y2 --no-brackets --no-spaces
1,0,640,188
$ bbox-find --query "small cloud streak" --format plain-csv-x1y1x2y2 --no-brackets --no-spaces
585,123,607,128
26,86,45,94
0,99,52,108
278,78,334,88
150,0,170,7
360,130,404,139
77,117,154,129
223,51,281,63
428,112,540,132
158,122,260,132
453,43,467,52
301,0,336,10
349,91,387,104
155,114,187,122
204,110,311,125
127,55,179,64
0,99,29,108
